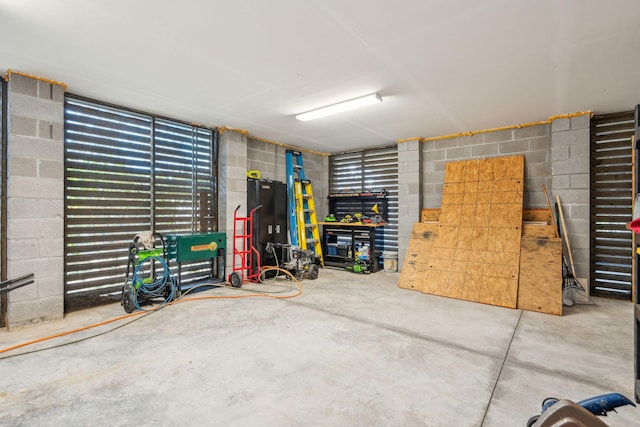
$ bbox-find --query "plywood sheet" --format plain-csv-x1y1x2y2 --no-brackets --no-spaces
401,155,525,309
517,235,563,315
398,222,439,291
420,208,440,222
422,208,549,225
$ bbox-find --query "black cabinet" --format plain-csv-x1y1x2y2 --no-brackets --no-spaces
247,179,288,268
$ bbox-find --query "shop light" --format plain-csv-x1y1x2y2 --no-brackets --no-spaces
295,93,383,121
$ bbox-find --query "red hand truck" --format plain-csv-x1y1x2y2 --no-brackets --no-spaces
228,205,262,287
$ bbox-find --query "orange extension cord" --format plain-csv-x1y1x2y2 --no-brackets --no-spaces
0,266,301,356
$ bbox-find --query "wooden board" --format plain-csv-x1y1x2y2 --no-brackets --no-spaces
422,208,551,225
404,155,525,308
398,222,439,291
420,208,440,222
517,235,563,315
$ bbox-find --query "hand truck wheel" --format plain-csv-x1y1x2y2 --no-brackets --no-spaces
229,272,243,288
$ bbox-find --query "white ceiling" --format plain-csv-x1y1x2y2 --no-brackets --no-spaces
1,0,639,153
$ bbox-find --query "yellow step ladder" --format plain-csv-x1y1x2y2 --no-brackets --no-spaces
294,179,323,267
286,150,323,267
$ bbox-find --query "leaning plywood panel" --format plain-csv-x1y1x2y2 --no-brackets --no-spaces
416,155,525,309
517,234,563,315
398,222,439,291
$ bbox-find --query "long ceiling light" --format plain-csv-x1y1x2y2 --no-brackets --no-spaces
295,93,383,121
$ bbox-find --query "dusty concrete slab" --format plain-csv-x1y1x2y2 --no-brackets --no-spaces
0,268,638,426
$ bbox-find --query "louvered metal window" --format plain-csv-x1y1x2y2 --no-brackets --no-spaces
64,96,217,311
590,111,635,299
329,146,399,254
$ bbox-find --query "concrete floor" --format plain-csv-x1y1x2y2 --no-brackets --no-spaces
0,268,638,426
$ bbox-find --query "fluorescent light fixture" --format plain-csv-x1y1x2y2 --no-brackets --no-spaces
295,93,383,121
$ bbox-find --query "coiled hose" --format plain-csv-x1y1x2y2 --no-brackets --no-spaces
130,256,177,311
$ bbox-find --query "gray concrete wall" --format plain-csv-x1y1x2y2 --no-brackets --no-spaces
421,123,551,209
6,74,64,329
218,130,248,276
551,115,591,284
246,138,328,220
397,140,422,268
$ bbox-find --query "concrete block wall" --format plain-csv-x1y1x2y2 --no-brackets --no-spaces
421,123,551,209
218,130,248,276
397,140,422,268
247,138,328,220
551,115,591,283
6,74,64,329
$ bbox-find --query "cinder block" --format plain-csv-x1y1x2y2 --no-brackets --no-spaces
38,81,52,100
8,238,40,261
457,134,483,147
446,146,471,160
568,204,590,222
8,176,63,199
499,139,529,154
524,150,548,165
434,138,457,150
551,145,570,161
405,140,420,152
530,136,551,151
523,191,546,209
8,198,39,219
37,198,63,218
52,85,64,103
397,141,409,152
553,190,588,205
38,120,52,139
551,128,589,147
40,237,64,258
422,140,434,151
423,171,445,185
40,217,64,239
35,275,64,298
525,163,551,180
9,135,64,161
570,173,590,189
7,218,44,239
514,124,548,139
433,160,447,172
422,183,437,195
483,129,514,143
248,140,267,152
10,93,64,122
10,115,38,137
569,231,590,250
9,156,38,177
424,194,443,207
7,296,64,330
571,114,590,130
569,143,590,162
471,143,499,157
9,74,38,96
552,158,589,176
551,174,570,190
407,182,421,195
399,160,419,174
552,118,570,132
38,159,64,180
424,149,445,162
